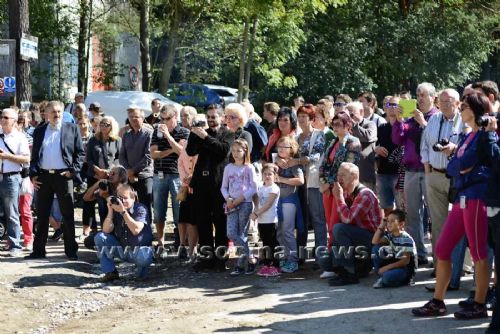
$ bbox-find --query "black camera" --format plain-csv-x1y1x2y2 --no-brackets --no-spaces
98,180,109,192
432,138,450,152
192,120,206,127
109,196,120,205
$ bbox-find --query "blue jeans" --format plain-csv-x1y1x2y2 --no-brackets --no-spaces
450,236,495,287
372,245,410,287
94,232,153,275
226,202,253,267
404,171,427,258
0,174,22,249
376,174,398,209
153,173,181,225
307,188,327,252
319,224,373,273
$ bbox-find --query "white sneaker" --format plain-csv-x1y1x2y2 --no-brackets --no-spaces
320,271,336,279
372,277,384,289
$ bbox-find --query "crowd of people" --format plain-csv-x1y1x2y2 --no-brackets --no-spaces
1,80,500,332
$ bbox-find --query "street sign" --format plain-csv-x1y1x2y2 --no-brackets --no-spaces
20,33,38,60
4,76,15,93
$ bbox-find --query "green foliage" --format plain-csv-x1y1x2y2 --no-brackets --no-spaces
29,0,78,100
280,0,499,103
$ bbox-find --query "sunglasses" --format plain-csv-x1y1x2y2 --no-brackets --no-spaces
99,123,111,128
277,146,292,149
385,103,399,108
206,115,217,119
225,115,238,120
161,116,173,121
334,102,346,107
1,116,14,120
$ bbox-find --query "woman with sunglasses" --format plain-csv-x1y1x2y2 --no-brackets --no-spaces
223,103,253,153
85,116,121,235
413,92,496,320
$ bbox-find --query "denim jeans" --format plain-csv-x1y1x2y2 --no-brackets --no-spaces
0,174,22,249
307,188,327,251
277,202,299,262
404,171,427,258
94,232,153,275
226,202,253,267
372,245,410,287
375,174,398,209
153,173,181,225
319,224,373,273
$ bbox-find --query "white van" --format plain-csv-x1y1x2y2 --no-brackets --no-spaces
85,91,182,126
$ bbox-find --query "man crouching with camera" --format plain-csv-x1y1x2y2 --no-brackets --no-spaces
94,183,154,282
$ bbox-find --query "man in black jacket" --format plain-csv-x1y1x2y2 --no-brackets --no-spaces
27,101,84,260
186,104,235,271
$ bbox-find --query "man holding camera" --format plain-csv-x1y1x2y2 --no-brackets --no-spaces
94,184,154,282
0,108,30,257
421,89,465,266
186,104,235,271
150,105,189,248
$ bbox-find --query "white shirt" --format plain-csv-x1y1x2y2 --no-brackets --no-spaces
0,128,30,173
40,123,68,170
421,111,465,169
256,183,280,224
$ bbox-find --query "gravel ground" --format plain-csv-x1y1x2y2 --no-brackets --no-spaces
0,209,493,334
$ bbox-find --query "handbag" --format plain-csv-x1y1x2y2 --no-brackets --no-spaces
176,185,189,201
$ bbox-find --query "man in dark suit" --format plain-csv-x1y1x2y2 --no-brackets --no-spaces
26,101,84,260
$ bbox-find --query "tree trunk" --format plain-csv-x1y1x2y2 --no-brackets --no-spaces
77,0,89,94
237,20,249,103
159,4,181,95
8,0,31,104
243,17,258,101
139,0,151,91
84,0,93,96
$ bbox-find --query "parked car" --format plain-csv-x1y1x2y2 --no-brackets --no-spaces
166,83,222,109
85,91,182,126
203,84,238,105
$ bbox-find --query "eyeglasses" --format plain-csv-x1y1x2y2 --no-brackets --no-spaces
225,115,238,120
161,116,173,121
206,115,217,119
99,123,111,128
1,116,14,120
459,105,470,112
277,146,292,149
385,103,399,109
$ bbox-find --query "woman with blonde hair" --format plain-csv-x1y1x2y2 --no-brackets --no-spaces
224,103,253,153
84,116,122,234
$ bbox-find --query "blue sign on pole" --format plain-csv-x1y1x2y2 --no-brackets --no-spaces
4,76,15,93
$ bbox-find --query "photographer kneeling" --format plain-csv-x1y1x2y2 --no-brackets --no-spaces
82,166,128,249
94,184,153,282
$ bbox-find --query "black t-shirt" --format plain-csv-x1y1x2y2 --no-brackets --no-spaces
375,122,400,175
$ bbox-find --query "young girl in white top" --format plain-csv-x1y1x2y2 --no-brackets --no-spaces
251,163,280,277
221,139,258,276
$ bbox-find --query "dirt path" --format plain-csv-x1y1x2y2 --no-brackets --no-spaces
0,238,492,334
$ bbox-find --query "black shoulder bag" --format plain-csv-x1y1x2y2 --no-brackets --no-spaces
0,134,30,178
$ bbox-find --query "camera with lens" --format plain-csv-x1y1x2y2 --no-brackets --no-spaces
432,138,450,152
109,196,120,205
192,120,206,127
98,180,109,192
477,113,499,127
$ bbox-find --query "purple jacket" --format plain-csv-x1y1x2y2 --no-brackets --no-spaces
391,107,438,170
